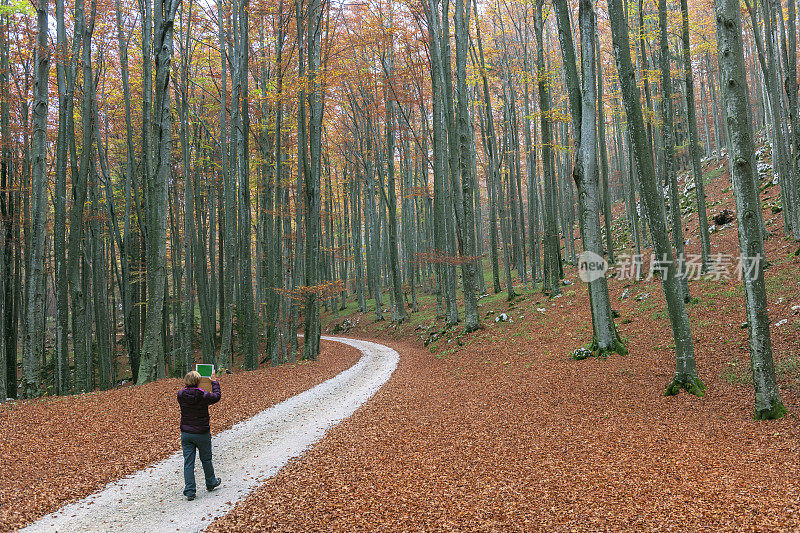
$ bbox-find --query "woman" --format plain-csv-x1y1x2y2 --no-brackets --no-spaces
177,370,222,500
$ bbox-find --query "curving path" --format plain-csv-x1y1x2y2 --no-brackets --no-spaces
22,337,399,533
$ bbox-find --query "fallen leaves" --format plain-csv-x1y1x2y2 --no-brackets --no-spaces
206,333,799,532
0,341,360,531
205,165,799,532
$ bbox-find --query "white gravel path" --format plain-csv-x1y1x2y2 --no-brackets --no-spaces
22,336,399,533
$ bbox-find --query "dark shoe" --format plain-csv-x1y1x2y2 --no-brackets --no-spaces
207,478,222,492
186,493,196,501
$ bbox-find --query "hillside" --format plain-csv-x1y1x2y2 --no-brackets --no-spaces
3,154,799,531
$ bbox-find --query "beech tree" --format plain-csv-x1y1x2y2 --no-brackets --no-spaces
714,0,786,419
608,0,704,395
21,0,48,398
679,0,711,271
139,0,180,384
535,0,560,298
553,0,624,356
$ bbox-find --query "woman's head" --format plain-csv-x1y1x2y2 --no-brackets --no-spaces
184,371,201,387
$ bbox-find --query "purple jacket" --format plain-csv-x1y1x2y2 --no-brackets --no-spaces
177,381,221,434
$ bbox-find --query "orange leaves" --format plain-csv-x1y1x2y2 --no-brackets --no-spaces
274,279,346,301
0,342,360,531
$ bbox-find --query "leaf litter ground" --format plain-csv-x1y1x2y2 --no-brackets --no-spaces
0,341,360,531
5,157,800,531
208,161,799,531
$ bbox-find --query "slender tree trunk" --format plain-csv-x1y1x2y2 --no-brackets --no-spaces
351,170,367,312
139,0,179,383
472,0,501,295
384,35,407,323
0,0,12,399
786,0,800,239
219,0,236,370
454,0,479,329
303,0,324,359
90,168,111,390
115,0,140,382
53,0,71,394
237,0,257,369
22,0,50,398
714,0,786,419
179,2,195,373
267,2,285,364
608,0,704,395
497,126,516,300
536,0,561,297
69,0,92,392
658,0,691,301
555,0,624,355
679,0,712,271
596,33,614,264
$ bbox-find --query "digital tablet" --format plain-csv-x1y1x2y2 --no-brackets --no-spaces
195,363,215,377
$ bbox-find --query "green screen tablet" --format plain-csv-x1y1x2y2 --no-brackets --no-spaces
195,363,215,377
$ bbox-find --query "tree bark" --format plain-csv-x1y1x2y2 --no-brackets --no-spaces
219,0,236,371
608,0,704,395
658,0,691,301
237,0,257,369
454,0,479,330
69,0,93,392
536,0,561,297
679,0,712,271
714,0,786,418
139,0,179,383
303,0,324,359
555,0,624,355
22,0,50,398
53,0,72,394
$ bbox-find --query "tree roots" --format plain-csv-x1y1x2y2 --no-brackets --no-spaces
664,374,706,397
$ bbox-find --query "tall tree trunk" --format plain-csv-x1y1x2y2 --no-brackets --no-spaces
90,168,112,390
0,0,13,399
303,0,324,359
519,21,541,284
555,0,624,355
595,33,614,264
115,0,140,383
384,33,407,323
786,0,800,239
179,2,195,374
53,0,71,394
679,0,712,271
69,0,93,392
536,0,561,297
454,0,479,329
237,0,257,369
22,0,50,398
472,0,501,295
497,123,516,300
608,0,704,396
139,0,179,383
219,0,236,370
658,0,691,301
267,2,285,364
714,0,786,419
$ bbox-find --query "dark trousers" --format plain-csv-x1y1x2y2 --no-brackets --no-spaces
181,431,218,496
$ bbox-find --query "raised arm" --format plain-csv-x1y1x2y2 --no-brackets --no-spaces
204,379,221,405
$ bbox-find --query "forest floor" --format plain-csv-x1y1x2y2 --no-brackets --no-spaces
20,337,398,533
4,155,800,531
0,340,360,531
207,157,800,531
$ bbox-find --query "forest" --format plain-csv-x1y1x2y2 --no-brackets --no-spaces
2,0,800,525
2,0,800,408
